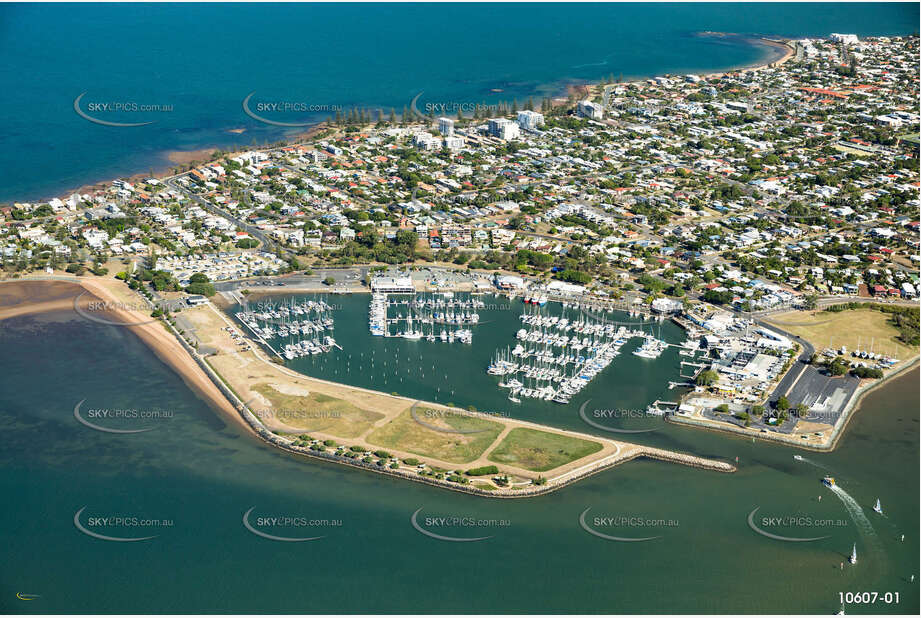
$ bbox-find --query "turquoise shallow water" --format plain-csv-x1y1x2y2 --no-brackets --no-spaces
0,2,918,201
0,301,917,614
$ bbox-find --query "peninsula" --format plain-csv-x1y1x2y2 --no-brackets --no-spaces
1,32,917,491
0,277,734,496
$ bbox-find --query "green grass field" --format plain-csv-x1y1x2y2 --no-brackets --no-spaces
252,385,384,438
766,308,917,361
487,427,602,472
366,405,504,464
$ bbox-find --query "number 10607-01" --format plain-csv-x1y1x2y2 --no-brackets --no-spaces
839,591,899,604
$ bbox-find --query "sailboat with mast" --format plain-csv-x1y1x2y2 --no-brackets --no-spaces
873,498,883,515
848,543,857,565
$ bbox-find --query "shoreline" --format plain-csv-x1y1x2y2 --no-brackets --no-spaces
19,35,796,204
709,37,794,75
8,275,911,462
58,123,332,200
576,35,793,100
0,277,253,438
1,276,735,497
667,354,919,452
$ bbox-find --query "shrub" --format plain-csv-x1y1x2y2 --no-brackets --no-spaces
851,366,883,379
465,465,499,476
185,281,215,296
695,370,719,386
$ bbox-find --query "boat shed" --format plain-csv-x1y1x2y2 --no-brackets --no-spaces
370,276,414,294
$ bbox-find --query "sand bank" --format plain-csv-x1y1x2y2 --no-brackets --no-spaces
2,276,735,496
0,277,250,436
167,147,218,166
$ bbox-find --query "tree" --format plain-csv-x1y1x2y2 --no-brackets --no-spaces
703,289,734,305
323,276,335,286
795,403,809,417
804,294,819,310
827,356,848,376
776,395,790,411
557,269,591,284
750,404,765,417
851,366,883,379
695,369,719,386
185,281,215,296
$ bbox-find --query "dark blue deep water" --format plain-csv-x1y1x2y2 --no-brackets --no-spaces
0,2,917,201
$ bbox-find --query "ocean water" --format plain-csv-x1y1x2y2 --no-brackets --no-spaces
0,303,917,614
0,2,918,201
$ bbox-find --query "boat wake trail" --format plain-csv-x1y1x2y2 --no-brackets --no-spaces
829,484,876,539
794,456,832,471
828,483,886,576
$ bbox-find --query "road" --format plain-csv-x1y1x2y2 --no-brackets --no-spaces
164,175,293,260
755,318,815,407
212,266,368,293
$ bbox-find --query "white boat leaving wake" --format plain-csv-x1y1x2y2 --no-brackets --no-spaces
793,455,832,471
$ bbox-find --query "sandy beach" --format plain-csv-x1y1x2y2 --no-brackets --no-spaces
0,277,250,436
1,275,734,495
579,36,794,107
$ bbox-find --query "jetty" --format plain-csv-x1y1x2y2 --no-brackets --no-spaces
236,297,339,359
487,305,669,404
369,292,479,343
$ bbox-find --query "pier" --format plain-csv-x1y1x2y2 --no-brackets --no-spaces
487,306,664,404
647,400,681,415
139,284,740,500
236,298,339,359
369,292,480,343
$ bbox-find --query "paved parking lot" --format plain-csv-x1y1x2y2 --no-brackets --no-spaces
783,368,860,425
